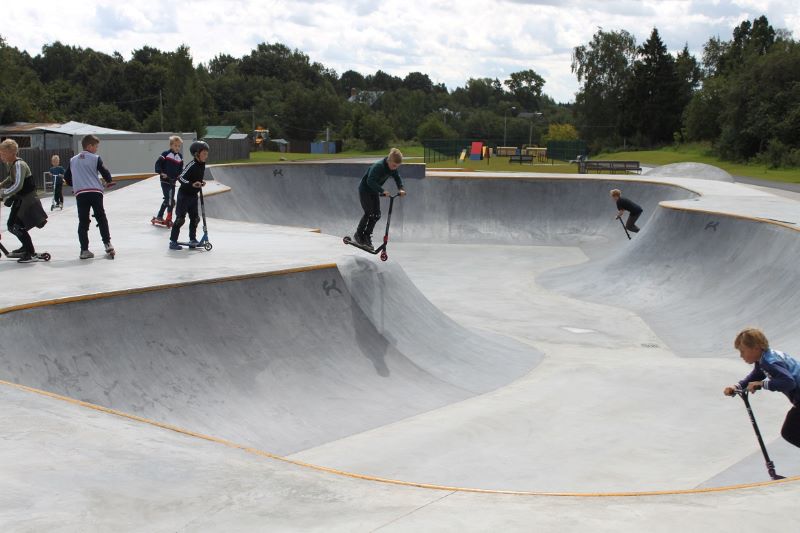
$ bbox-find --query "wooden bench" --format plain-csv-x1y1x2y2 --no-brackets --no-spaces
509,154,534,164
495,146,518,157
577,160,641,174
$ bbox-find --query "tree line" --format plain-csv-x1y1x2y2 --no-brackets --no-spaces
0,14,797,166
572,15,800,166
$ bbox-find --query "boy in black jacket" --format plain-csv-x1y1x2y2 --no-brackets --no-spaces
169,141,208,250
610,188,643,233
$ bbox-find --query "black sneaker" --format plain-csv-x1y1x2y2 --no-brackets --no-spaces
17,253,34,263
363,235,374,249
8,247,25,258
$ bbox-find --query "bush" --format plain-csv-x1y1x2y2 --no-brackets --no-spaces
359,112,394,150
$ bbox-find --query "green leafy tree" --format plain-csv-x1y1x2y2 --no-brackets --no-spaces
542,123,579,143
416,114,457,140
572,29,637,148
504,69,545,111
625,28,683,145
358,111,394,150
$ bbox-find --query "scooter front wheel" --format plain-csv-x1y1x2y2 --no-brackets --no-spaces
203,242,213,251
40,252,51,261
380,251,388,261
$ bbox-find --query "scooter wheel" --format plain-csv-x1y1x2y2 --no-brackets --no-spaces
203,242,213,251
343,236,351,244
380,251,388,261
41,253,51,261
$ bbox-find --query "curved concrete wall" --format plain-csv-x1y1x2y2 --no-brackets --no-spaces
0,262,540,455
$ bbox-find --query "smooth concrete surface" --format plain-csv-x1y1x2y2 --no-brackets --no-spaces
644,162,734,182
2,163,800,530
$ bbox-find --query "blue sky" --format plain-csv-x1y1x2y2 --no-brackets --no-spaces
5,0,799,102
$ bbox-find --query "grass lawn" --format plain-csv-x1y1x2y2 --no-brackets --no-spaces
221,143,800,183
593,144,800,183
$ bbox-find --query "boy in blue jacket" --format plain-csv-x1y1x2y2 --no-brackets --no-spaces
353,148,406,249
152,135,183,225
724,328,800,448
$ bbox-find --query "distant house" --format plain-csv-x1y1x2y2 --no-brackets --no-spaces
0,121,195,176
347,88,384,107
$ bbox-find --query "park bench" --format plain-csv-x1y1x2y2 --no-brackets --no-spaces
577,160,641,174
509,154,534,164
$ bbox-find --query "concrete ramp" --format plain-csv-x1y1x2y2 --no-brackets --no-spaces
205,164,696,252
0,262,540,455
540,205,800,357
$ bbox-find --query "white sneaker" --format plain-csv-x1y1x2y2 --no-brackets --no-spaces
80,250,94,259
104,242,114,253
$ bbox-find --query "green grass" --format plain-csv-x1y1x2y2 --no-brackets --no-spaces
593,144,800,183
222,142,800,183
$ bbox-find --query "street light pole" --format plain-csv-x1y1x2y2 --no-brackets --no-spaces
503,106,516,147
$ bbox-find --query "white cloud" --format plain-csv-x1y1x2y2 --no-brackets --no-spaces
4,0,799,103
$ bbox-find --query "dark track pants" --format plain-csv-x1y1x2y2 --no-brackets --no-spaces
170,191,199,242
157,182,175,219
782,406,800,448
7,201,34,254
76,192,110,250
356,190,381,238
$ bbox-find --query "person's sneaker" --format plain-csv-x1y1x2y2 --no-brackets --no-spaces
188,239,200,248
104,241,115,253
80,249,94,259
154,217,165,223
8,247,25,258
17,253,34,263
363,235,374,249
169,241,183,250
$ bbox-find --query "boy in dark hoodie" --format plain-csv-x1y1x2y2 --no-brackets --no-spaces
169,141,208,250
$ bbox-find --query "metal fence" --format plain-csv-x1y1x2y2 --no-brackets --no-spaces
422,139,475,164
18,148,74,190
545,140,587,162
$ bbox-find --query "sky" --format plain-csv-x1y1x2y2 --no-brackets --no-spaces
4,1,799,103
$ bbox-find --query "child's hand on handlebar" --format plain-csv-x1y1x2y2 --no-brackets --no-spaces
398,189,406,196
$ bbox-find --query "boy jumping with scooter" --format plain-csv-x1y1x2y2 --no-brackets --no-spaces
351,148,406,250
610,188,643,233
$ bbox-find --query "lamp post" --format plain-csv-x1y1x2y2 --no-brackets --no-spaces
503,106,516,147
518,111,543,146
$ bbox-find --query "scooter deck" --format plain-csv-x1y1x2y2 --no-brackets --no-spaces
342,236,382,254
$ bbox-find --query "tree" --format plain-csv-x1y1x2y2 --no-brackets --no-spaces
504,69,545,111
416,114,457,140
542,123,579,143
359,111,394,150
625,28,683,145
572,28,637,148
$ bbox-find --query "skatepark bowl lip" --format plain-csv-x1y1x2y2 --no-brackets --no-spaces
3,374,800,498
4,171,800,499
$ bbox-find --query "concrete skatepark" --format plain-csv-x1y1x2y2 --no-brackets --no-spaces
1,160,799,531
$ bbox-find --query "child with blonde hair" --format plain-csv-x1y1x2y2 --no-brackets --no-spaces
152,135,184,227
610,188,643,233
352,147,406,250
50,154,66,210
0,139,48,262
723,328,800,448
